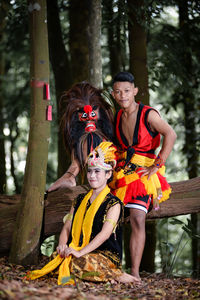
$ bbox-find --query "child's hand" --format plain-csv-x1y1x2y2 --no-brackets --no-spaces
64,247,82,258
57,244,68,258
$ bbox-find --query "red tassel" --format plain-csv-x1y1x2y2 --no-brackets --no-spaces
43,83,50,100
46,105,52,121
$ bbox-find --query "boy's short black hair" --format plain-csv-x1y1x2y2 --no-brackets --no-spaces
112,71,134,85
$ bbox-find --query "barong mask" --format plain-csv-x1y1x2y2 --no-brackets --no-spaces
87,142,117,171
78,105,99,132
60,82,114,170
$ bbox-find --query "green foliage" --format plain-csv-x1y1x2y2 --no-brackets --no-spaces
148,2,200,178
0,0,30,193
157,216,200,277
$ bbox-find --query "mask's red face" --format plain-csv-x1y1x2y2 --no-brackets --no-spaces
78,105,99,132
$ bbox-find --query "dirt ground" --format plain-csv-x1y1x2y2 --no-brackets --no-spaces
0,256,199,299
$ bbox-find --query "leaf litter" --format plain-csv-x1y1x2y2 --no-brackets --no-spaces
0,256,199,299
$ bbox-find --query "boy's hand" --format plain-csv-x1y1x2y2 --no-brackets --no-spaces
137,165,159,180
48,174,76,192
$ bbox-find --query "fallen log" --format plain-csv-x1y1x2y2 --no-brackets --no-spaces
0,177,200,255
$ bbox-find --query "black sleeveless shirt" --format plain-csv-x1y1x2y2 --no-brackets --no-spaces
68,192,123,267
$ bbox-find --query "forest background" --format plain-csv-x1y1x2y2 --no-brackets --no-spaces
0,0,200,281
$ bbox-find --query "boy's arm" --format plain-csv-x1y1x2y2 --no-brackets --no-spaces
48,140,89,192
148,109,177,161
139,110,177,179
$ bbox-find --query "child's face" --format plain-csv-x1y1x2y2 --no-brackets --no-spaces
87,167,111,190
112,81,138,109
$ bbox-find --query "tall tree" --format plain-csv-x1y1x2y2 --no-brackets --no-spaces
88,0,102,87
69,0,89,83
103,0,118,77
9,0,51,265
103,0,128,78
128,0,149,104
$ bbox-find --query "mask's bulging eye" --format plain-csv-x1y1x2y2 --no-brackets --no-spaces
91,111,96,117
82,112,88,118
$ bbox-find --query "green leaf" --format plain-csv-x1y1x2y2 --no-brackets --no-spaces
159,218,169,226
182,226,194,239
170,218,184,225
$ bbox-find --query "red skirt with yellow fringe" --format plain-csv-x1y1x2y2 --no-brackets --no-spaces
109,153,171,211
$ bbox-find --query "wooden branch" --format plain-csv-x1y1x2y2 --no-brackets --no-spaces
0,177,200,255
147,176,200,219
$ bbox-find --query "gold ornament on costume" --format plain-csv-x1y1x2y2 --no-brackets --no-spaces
87,142,117,171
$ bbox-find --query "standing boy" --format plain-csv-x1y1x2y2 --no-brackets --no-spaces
110,71,176,280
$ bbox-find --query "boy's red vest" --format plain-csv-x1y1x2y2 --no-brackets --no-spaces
115,103,160,159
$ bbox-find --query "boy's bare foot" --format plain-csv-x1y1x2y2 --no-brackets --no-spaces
131,269,141,282
118,272,142,284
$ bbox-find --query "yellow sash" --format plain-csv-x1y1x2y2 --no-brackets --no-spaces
27,185,111,285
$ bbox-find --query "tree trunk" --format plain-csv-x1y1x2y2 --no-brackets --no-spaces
47,0,72,178
128,0,149,104
88,0,102,88
178,0,199,277
105,0,126,78
9,0,51,265
116,0,126,71
106,0,119,77
69,0,89,83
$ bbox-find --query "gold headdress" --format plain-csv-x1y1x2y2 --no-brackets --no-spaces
87,142,117,170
